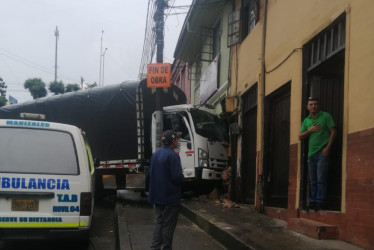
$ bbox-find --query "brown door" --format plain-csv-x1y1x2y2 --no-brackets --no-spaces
241,84,258,204
242,108,257,203
264,84,290,208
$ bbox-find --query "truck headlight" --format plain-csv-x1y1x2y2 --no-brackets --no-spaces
198,148,209,168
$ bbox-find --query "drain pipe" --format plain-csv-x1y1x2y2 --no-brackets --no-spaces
259,0,268,213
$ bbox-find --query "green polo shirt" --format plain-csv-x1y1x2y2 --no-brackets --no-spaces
300,111,335,157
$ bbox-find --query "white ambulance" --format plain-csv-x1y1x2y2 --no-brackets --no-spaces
0,117,94,243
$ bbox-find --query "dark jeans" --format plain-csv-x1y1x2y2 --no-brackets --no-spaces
151,204,179,250
308,151,330,205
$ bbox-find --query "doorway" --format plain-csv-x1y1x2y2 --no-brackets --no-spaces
264,83,291,208
241,84,258,204
301,14,345,211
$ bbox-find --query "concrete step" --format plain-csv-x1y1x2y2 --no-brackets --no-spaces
287,218,338,240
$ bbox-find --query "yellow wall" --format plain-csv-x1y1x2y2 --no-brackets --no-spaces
229,0,374,210
231,0,374,142
346,1,374,133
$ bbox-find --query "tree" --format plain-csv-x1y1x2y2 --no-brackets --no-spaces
65,83,81,93
86,82,98,89
49,81,65,95
0,77,7,107
24,78,47,99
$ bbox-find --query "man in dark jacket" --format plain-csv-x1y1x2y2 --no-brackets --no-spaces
148,130,184,250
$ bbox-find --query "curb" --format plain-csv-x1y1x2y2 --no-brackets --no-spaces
180,204,257,250
115,202,131,250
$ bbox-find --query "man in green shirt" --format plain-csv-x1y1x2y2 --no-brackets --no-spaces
299,97,336,211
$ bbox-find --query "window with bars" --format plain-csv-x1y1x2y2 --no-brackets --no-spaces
242,0,259,40
228,9,240,47
307,14,346,72
227,0,259,47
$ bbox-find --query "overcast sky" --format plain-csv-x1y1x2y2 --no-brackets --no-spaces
0,0,191,103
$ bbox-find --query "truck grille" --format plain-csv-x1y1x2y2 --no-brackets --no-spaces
209,158,227,169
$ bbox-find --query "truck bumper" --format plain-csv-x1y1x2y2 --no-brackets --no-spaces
201,169,222,180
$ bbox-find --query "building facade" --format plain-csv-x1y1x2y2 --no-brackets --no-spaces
228,0,374,248
173,0,374,248
173,0,232,113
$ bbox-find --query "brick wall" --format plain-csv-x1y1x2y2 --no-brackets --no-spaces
259,128,374,249
287,144,298,218
345,127,374,249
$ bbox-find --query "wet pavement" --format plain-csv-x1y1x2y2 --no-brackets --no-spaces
116,190,226,250
180,195,363,250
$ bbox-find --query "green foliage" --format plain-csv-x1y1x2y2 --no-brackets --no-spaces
0,77,8,107
0,77,7,98
65,83,81,93
49,81,65,95
86,82,98,89
0,97,7,107
24,78,47,99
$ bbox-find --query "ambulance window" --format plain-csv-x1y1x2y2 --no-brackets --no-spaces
0,128,79,175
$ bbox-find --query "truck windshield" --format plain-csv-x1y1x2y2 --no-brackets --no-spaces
190,109,229,142
0,127,79,175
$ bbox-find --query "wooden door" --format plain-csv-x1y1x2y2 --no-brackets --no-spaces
264,84,290,208
241,84,257,204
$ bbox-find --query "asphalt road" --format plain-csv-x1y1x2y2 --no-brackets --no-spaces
0,190,225,250
117,190,226,250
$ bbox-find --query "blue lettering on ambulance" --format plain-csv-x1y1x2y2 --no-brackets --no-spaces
57,194,78,202
0,177,70,190
53,206,69,212
6,120,50,128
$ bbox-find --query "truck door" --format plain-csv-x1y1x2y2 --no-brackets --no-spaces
163,113,195,178
177,115,195,178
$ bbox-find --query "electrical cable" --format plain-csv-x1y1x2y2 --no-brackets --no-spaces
265,48,302,74
138,0,191,79
0,48,80,83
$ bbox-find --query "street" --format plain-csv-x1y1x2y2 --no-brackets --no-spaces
0,190,225,250
116,190,226,250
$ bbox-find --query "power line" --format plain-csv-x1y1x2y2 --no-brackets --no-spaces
138,0,157,79
0,48,54,75
138,1,191,79
0,47,80,83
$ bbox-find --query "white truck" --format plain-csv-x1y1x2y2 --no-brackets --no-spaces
0,79,229,195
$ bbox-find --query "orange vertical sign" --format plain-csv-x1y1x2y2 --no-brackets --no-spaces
147,63,171,88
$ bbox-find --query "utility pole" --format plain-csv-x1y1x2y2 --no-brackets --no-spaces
99,30,104,86
54,26,59,83
154,0,167,149
102,48,108,86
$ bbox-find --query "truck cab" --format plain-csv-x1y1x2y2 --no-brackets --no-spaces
158,104,229,192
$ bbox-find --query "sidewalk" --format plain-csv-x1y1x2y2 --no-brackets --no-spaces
180,196,362,250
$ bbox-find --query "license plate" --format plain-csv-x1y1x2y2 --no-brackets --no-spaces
11,199,39,212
